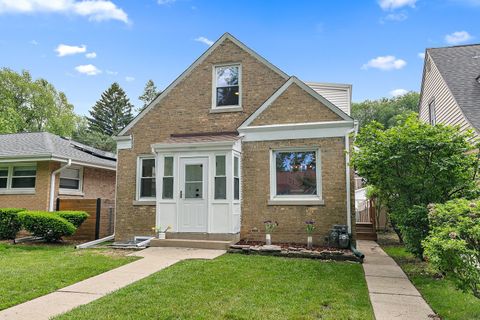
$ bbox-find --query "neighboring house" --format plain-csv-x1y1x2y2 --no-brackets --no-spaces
419,44,480,136
0,132,116,211
114,33,357,244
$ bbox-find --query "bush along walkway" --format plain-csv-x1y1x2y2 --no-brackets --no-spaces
357,240,437,320
0,247,225,320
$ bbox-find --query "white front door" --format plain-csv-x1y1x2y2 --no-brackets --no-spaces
178,157,208,232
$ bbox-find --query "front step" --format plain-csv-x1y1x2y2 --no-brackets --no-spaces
150,238,232,250
356,232,378,241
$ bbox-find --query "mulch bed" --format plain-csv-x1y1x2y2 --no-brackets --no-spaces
229,240,363,263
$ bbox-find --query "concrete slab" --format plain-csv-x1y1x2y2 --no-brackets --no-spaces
358,240,436,320
0,247,225,320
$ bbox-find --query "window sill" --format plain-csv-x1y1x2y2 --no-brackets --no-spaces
209,106,243,114
0,189,36,195
59,190,85,196
133,200,156,206
268,198,325,206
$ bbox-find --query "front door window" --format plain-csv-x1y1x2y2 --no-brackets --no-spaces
185,164,203,199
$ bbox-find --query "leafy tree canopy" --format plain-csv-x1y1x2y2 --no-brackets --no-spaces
0,68,77,136
138,79,160,112
87,82,134,136
352,92,420,131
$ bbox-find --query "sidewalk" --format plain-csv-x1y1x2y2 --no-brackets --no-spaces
0,247,225,320
357,240,436,320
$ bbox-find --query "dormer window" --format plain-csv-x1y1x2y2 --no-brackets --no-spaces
212,64,241,110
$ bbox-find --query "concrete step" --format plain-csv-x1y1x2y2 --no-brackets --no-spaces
357,232,378,241
150,238,232,250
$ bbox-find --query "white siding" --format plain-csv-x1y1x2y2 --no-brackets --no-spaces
419,54,473,134
307,82,351,116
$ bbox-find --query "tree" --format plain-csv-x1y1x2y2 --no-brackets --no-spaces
352,92,420,131
0,68,77,136
72,117,116,152
352,114,479,257
88,82,134,136
138,79,160,112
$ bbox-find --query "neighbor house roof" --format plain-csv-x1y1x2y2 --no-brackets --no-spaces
427,44,480,130
0,132,116,170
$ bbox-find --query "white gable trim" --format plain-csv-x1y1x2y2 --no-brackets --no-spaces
117,33,289,137
239,77,352,130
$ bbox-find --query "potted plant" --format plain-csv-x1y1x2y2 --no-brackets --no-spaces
152,226,171,239
264,220,278,245
305,220,315,249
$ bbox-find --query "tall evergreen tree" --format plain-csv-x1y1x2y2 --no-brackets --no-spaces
138,79,160,112
88,82,134,136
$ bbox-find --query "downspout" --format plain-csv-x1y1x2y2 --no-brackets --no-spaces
345,121,358,235
49,159,72,212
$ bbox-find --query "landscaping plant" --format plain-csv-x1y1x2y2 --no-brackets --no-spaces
54,211,89,228
352,114,479,257
305,220,315,249
18,211,76,242
264,220,278,245
0,208,25,241
423,199,480,298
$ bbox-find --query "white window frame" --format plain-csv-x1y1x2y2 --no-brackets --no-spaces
214,154,227,200
211,63,242,111
162,155,174,200
268,148,323,205
428,99,436,125
59,166,84,195
0,163,36,194
136,156,156,201
233,154,240,201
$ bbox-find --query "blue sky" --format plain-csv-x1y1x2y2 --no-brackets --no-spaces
0,0,478,115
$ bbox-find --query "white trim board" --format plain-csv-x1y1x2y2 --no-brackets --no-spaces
117,32,289,137
239,76,352,129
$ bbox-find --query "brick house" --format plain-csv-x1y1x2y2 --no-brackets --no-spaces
114,33,357,245
0,132,116,211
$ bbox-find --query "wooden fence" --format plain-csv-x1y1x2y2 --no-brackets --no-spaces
56,198,114,241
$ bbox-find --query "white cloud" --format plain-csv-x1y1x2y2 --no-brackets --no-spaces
75,64,101,76
29,40,38,45
85,52,97,58
362,55,407,71
157,0,176,4
390,88,408,97
445,31,473,45
382,12,408,22
418,52,425,59
0,0,129,24
125,76,135,82
55,44,86,57
378,0,417,10
194,36,214,46
106,70,118,75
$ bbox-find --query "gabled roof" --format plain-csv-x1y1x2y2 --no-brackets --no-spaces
0,132,116,169
117,32,290,136
239,76,353,129
427,44,480,130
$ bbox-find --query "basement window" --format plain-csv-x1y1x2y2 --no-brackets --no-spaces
212,64,241,110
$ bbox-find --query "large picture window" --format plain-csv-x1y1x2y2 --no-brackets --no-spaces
0,164,36,192
138,157,156,199
214,65,240,108
59,167,83,193
270,149,322,204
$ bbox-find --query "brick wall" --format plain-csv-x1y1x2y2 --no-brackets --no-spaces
115,38,287,241
241,138,355,245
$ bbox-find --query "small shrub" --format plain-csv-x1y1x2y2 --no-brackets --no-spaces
55,211,89,228
0,208,25,240
423,198,480,299
18,211,76,242
397,206,430,258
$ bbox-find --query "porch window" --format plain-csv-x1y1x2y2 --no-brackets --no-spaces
215,155,227,199
234,156,240,200
214,64,241,108
59,167,83,193
270,149,322,204
0,163,36,191
162,157,174,199
138,157,156,199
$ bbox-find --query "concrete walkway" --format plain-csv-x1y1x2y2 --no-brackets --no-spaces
0,247,225,320
357,240,436,320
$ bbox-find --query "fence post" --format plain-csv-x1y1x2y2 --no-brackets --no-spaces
95,198,101,240
56,198,60,211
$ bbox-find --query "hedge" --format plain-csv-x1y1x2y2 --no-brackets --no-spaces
18,211,76,242
54,211,89,228
0,208,25,240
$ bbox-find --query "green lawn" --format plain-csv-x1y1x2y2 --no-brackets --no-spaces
55,254,374,320
383,245,480,320
0,243,137,310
